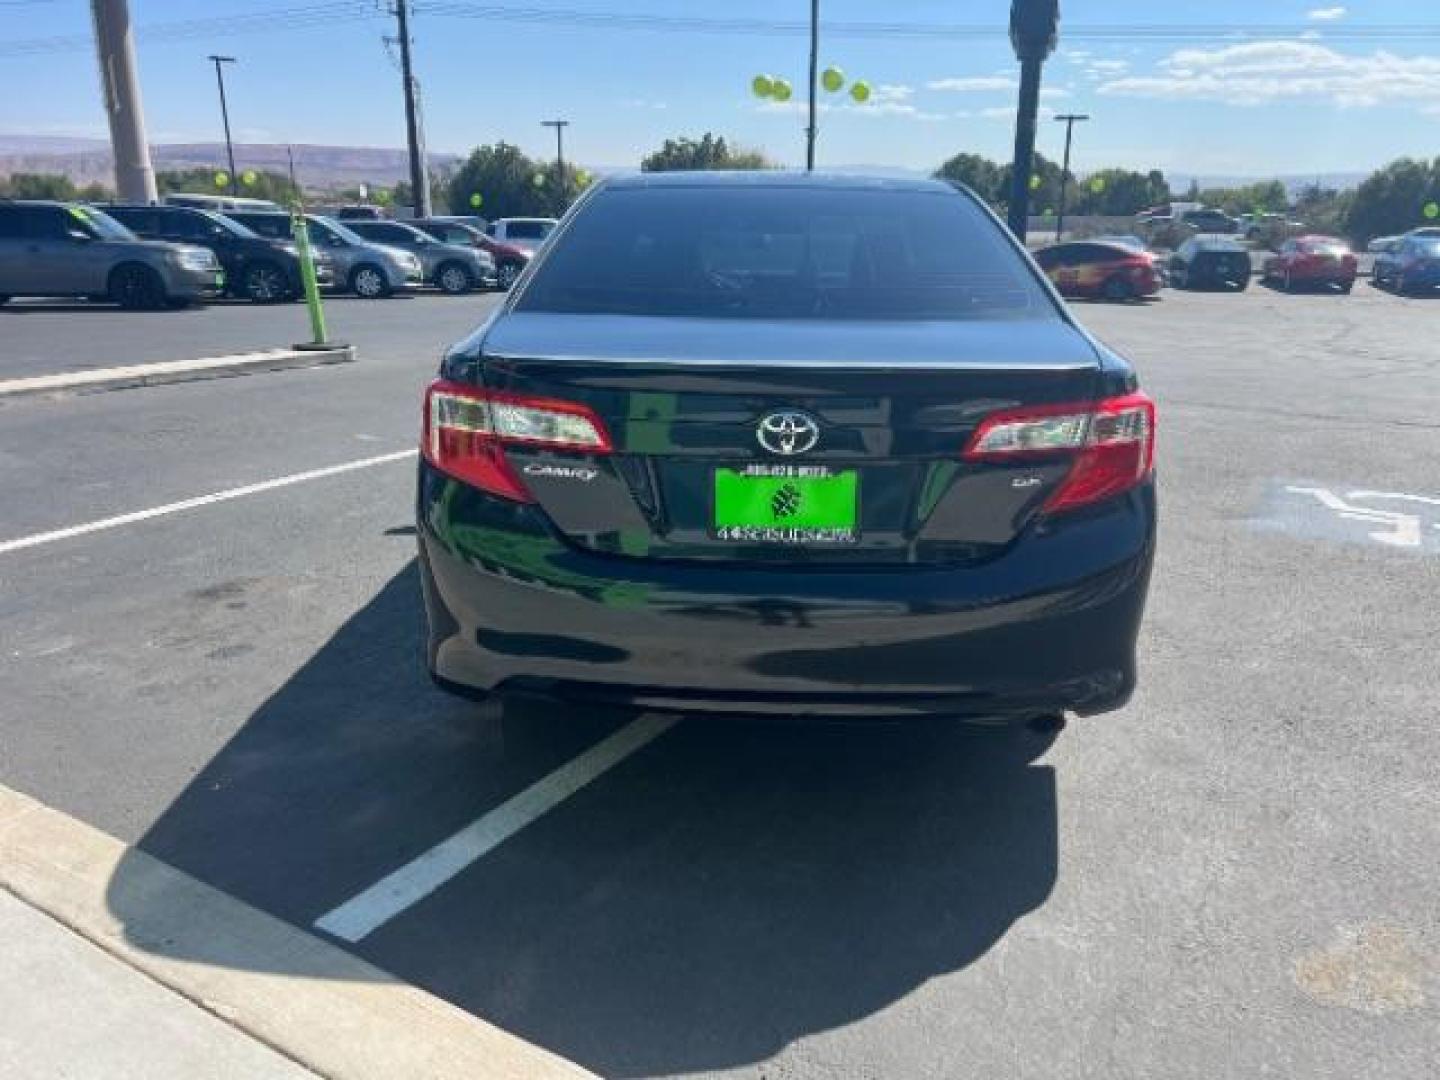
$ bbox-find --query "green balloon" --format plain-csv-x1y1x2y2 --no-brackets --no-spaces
1029,174,1042,191
822,66,845,93
241,169,258,187
751,74,774,99
213,171,229,189
1425,201,1440,220
1089,176,1106,194
772,78,792,103
469,192,483,208
849,80,871,103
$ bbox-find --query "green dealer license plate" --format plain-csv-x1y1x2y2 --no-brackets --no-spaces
713,465,859,544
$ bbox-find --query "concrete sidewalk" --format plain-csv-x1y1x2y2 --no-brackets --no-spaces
1,888,316,1079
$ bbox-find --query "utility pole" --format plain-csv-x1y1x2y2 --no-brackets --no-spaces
1054,112,1089,241
90,0,157,202
805,0,819,171
208,55,238,196
541,119,569,210
1006,0,1060,241
393,0,431,218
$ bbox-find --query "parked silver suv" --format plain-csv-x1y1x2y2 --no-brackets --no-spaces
0,200,224,309
224,211,421,298
342,219,495,293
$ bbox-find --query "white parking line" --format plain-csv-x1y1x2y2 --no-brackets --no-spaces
314,715,679,943
0,449,418,555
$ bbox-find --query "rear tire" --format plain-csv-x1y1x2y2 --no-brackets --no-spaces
108,263,167,310
498,261,522,289
1101,276,1133,302
241,260,290,303
0,294,9,305
349,263,391,299
1340,281,1354,294
435,261,473,295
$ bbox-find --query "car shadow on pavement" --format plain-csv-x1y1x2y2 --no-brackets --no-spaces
107,558,1059,1078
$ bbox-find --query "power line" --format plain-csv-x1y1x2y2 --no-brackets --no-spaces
1,4,1436,57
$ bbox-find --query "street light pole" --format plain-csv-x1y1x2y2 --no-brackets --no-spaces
207,55,238,196
393,0,432,218
806,0,819,171
1005,0,1060,240
542,119,569,208
91,0,157,202
1054,112,1089,241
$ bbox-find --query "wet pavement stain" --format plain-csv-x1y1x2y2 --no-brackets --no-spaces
1294,923,1431,1015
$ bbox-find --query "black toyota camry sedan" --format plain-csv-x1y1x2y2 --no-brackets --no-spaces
417,172,1156,723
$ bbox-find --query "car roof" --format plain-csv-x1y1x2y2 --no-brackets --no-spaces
603,170,954,194
1191,235,1246,249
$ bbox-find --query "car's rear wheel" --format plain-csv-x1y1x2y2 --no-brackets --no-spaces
350,263,391,298
1340,280,1354,294
241,261,290,303
498,261,521,289
435,261,473,295
0,295,9,306
108,263,167,310
1101,276,1134,302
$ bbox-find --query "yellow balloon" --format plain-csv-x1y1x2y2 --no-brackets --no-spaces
1425,201,1440,220
213,171,229,188
533,173,547,187
822,67,845,93
751,74,774,98
1029,174,1042,191
1089,176,1106,194
469,192,483,208
849,80,871,103
772,78,792,103
241,169,258,187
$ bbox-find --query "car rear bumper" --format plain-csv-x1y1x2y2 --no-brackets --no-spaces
417,461,1157,720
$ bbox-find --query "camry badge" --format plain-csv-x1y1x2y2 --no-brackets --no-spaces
756,410,821,456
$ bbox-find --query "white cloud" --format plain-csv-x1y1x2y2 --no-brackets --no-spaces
870,83,914,104
1085,59,1129,75
1307,6,1347,20
1097,40,1440,110
756,97,944,122
927,76,1016,92
622,99,668,110
978,105,1057,122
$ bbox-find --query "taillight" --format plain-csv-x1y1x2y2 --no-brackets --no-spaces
963,391,1156,513
422,379,612,501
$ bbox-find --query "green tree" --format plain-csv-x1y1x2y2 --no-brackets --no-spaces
445,142,555,218
0,172,78,199
934,152,1004,203
1071,168,1171,216
1344,157,1440,243
997,152,1065,217
640,133,771,172
1195,180,1287,215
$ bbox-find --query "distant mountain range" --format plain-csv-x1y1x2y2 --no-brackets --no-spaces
0,136,460,191
0,135,1370,195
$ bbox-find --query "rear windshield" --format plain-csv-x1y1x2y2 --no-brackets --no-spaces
517,185,1053,321
504,220,554,240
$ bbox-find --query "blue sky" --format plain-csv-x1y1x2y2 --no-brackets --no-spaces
0,0,1436,176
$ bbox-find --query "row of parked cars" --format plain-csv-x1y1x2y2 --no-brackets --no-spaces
1033,227,1440,303
0,195,557,310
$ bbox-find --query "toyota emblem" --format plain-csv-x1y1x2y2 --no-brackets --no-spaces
756,410,821,456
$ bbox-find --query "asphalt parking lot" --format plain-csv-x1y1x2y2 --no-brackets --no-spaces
2,284,1438,1077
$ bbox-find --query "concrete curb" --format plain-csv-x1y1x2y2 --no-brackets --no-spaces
0,345,356,399
0,784,597,1080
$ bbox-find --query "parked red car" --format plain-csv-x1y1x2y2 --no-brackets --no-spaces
1032,241,1163,301
1261,235,1358,293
